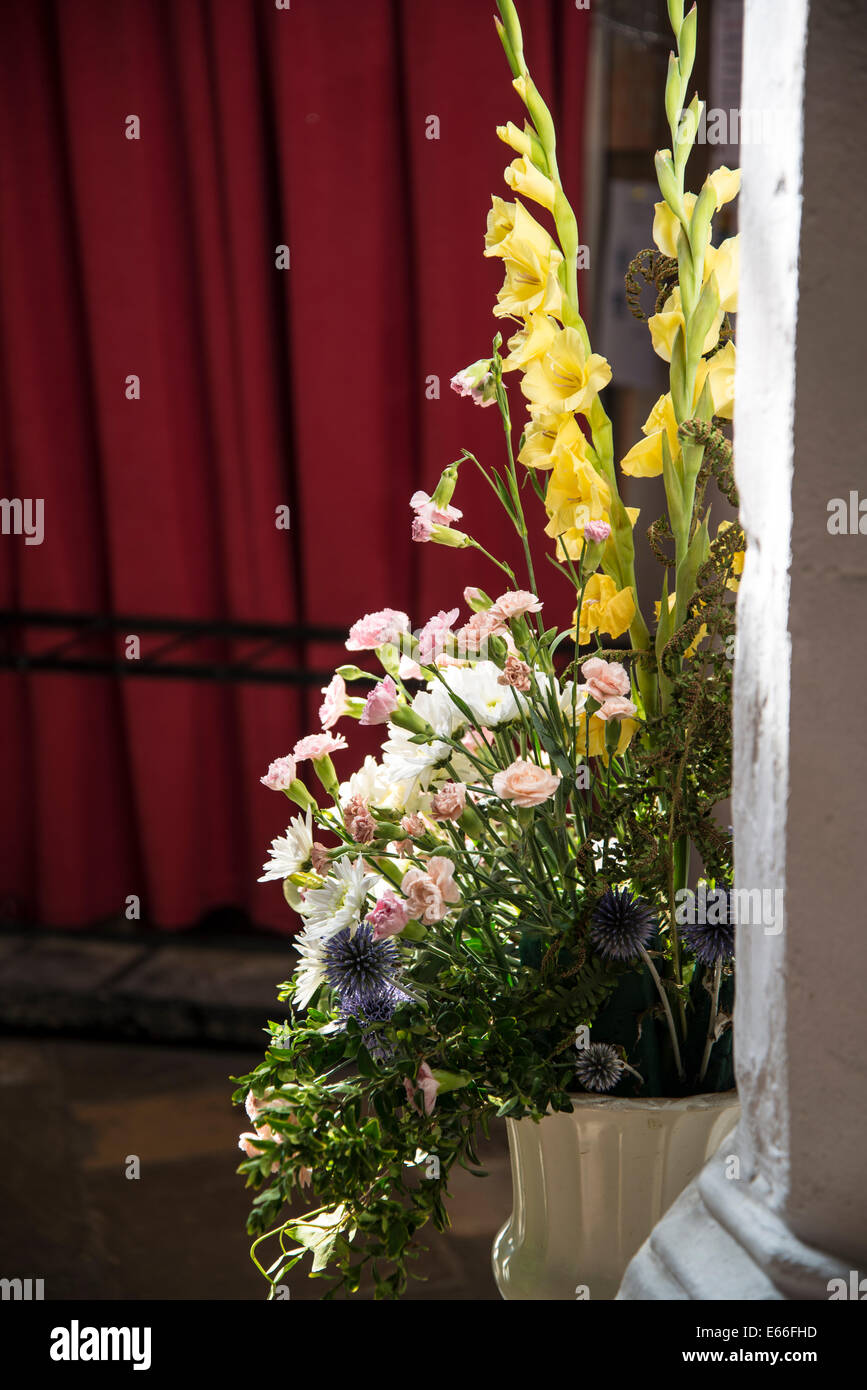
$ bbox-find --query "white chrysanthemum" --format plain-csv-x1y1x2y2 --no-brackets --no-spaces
431,661,519,729
338,754,393,806
380,728,451,811
258,809,314,883
291,924,331,1009
296,855,377,936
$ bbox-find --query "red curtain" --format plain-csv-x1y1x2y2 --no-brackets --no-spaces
0,0,589,932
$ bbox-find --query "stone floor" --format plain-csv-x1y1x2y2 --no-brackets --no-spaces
0,1036,513,1301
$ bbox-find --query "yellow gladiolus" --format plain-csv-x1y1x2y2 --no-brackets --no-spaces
652,166,741,258
571,573,636,645
704,236,739,314
522,326,612,418
484,198,558,265
518,410,587,470
649,286,725,362
621,342,736,477
544,444,611,544
503,312,559,373
574,710,638,761
496,120,534,158
698,340,736,420
503,156,557,213
484,196,517,256
495,240,563,321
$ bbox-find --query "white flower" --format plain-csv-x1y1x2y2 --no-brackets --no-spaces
432,661,519,728
296,855,377,936
558,680,589,717
258,809,314,883
380,727,451,810
291,925,331,1009
338,754,393,806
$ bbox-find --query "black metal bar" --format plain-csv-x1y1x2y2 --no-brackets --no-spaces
0,655,333,685
0,610,347,643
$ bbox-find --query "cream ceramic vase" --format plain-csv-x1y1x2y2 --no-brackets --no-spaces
492,1091,739,1301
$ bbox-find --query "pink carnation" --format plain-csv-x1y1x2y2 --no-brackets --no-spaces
490,589,544,622
343,794,377,844
462,727,496,753
401,856,460,925
311,842,330,875
400,813,427,839
430,781,467,822
366,891,411,941
580,657,631,702
492,758,562,808
360,675,399,726
410,490,463,527
595,696,638,721
412,514,433,543
498,655,532,691
456,609,509,656
398,653,423,681
346,608,410,651
417,608,460,665
319,674,347,730
293,732,348,761
260,755,297,791
583,519,612,544
450,366,496,408
403,1061,440,1115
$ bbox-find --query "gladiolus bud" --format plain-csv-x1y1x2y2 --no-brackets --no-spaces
496,120,532,157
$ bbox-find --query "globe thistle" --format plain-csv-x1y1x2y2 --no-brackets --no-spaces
574,1042,625,1093
340,980,409,1026
324,922,401,1012
589,887,657,961
681,890,735,966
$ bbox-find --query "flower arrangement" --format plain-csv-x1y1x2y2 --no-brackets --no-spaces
234,0,742,1299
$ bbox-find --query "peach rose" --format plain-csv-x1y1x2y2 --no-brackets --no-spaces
492,758,562,807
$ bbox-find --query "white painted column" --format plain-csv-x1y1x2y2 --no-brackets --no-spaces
618,0,867,1300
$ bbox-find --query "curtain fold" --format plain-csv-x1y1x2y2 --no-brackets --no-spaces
0,0,589,931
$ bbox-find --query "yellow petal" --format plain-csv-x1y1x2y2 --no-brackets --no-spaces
707,166,741,210
620,431,664,477
504,156,557,213
698,341,736,419
705,236,739,313
518,410,584,469
503,312,559,373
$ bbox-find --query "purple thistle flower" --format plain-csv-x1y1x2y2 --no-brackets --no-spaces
325,922,409,1030
574,1042,624,1093
681,889,735,965
589,887,657,961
